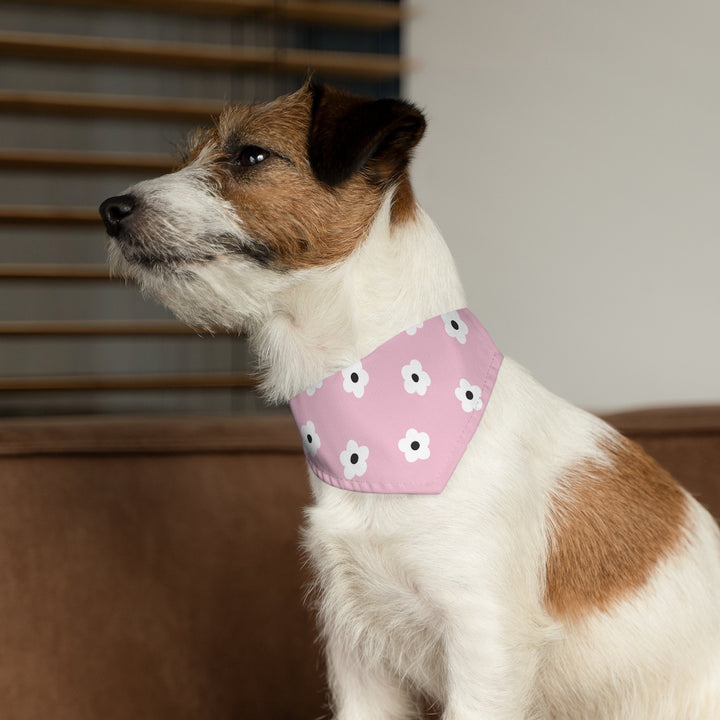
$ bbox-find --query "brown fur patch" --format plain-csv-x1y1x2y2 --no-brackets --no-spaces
390,171,418,226
545,435,689,621
217,88,385,269
186,86,419,270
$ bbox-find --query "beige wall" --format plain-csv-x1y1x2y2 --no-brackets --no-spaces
405,0,720,411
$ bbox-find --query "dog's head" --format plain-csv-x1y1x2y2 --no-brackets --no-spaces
99,83,426,333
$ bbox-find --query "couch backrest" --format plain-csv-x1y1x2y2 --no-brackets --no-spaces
0,415,325,720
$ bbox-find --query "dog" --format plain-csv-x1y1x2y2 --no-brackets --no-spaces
100,82,720,719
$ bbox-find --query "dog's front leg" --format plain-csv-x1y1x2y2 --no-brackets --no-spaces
439,596,539,720
325,634,419,720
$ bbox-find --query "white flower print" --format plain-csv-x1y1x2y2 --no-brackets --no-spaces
300,421,321,457
398,428,430,463
305,380,323,396
401,359,431,396
405,321,424,336
339,440,369,480
455,379,483,412
342,361,370,398
442,311,469,344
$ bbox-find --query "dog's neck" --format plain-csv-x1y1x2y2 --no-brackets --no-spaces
252,196,467,403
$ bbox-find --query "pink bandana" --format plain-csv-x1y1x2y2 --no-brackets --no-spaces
289,309,503,494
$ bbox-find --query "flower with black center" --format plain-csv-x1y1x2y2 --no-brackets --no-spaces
442,311,469,344
455,378,483,412
398,428,431,462
300,420,321,457
342,361,370,398
401,359,431,396
339,440,369,479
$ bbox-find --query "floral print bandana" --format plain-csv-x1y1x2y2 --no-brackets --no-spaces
289,309,503,494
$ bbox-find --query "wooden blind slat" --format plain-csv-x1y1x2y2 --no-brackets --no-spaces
266,0,404,28
0,372,255,391
16,0,404,29
0,148,175,174
0,264,111,281
0,90,224,122
0,206,100,225
0,321,204,336
0,31,405,80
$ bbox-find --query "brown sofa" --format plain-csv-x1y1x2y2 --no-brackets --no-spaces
0,407,718,719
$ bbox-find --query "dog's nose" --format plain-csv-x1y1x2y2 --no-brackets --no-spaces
99,194,136,237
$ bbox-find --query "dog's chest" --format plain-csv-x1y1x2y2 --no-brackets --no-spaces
304,492,446,693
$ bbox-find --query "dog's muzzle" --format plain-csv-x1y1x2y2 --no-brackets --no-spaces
99,194,136,238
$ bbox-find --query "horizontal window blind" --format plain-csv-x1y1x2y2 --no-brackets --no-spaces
0,0,403,416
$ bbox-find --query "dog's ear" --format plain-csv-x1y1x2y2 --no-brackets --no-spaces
308,83,426,187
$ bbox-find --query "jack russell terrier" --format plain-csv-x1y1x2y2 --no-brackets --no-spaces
100,83,720,719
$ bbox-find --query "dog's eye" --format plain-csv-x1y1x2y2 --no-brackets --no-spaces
235,145,270,168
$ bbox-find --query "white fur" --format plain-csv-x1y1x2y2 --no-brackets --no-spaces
107,143,720,719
